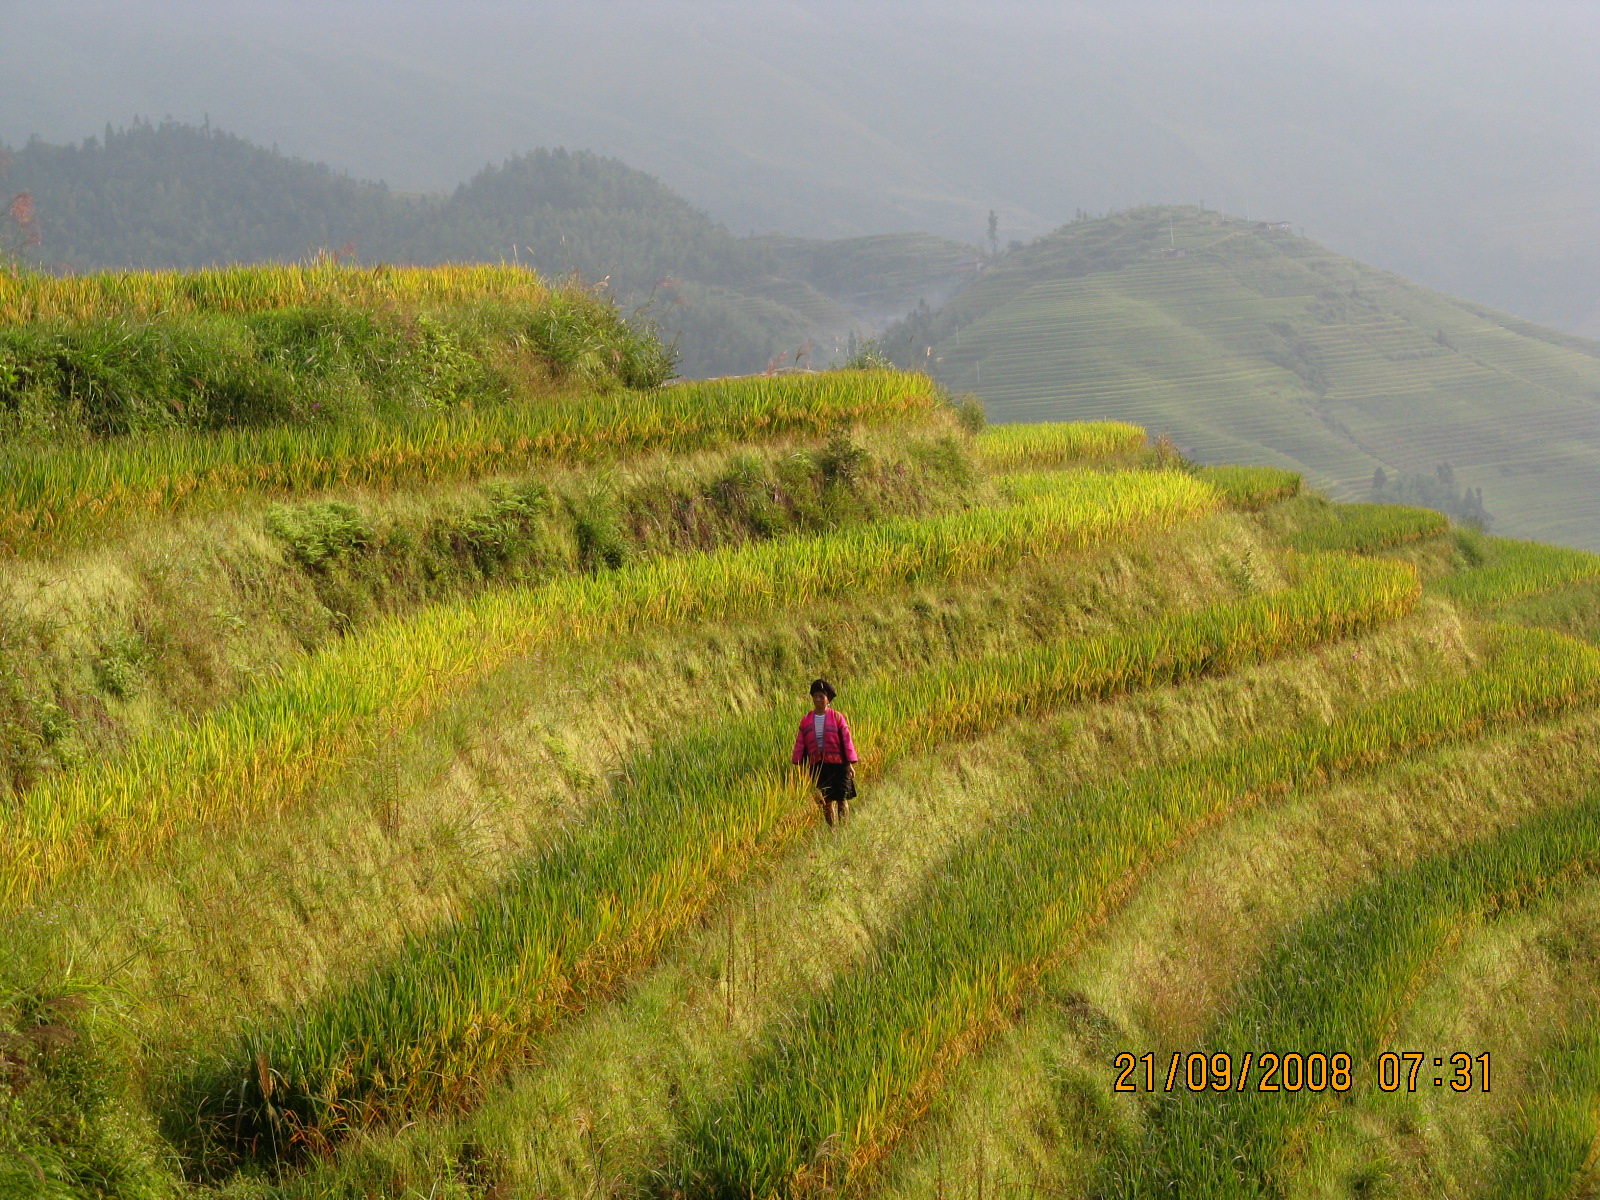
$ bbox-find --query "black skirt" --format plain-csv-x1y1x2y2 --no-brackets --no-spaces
810,761,853,802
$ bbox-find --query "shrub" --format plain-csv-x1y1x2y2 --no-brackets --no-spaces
92,630,151,700
447,484,552,577
264,501,374,572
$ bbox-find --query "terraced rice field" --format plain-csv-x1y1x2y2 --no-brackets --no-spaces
915,207,1600,550
11,277,1600,1200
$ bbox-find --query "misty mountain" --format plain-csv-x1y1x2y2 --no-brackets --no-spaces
3,1,1596,337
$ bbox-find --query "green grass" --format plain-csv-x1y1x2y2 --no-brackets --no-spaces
0,266,674,448
0,261,558,323
1432,530,1600,609
664,624,1600,1198
187,550,1414,1164
1487,1004,1600,1199
895,206,1600,549
1109,785,1600,1199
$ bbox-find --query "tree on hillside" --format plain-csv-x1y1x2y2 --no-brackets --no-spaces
0,152,41,271
1371,461,1493,530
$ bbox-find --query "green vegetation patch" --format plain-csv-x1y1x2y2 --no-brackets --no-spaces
0,984,172,1200
0,368,938,555
1433,530,1600,611
975,420,1147,471
1489,999,1600,1199
0,266,673,443
1278,500,1448,554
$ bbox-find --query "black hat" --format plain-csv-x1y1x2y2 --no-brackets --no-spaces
809,678,837,700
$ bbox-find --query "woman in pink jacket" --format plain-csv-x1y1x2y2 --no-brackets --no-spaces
792,678,858,827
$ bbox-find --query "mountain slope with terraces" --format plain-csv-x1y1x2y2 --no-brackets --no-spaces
886,206,1600,551
6,263,1600,1200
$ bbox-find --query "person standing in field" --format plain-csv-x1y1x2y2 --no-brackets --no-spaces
793,678,858,827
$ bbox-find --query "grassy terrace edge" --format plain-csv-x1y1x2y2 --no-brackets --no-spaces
0,467,1216,907
0,371,940,555
1111,771,1600,1199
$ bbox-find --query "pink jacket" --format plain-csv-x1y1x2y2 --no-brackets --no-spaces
792,708,857,766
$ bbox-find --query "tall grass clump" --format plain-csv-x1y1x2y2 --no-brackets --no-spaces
187,550,1415,1162
0,982,173,1200
1285,502,1448,554
0,370,937,555
1111,789,1600,1200
974,421,1147,471
0,469,1218,906
666,624,1600,1198
1193,464,1302,511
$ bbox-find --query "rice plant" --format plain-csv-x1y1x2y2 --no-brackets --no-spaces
0,370,938,555
0,262,555,324
974,421,1147,471
664,624,1600,1198
1111,781,1600,1200
1286,502,1448,554
189,551,1415,1160
1433,533,1600,609
1193,465,1302,511
1487,1006,1600,1200
0,468,1218,906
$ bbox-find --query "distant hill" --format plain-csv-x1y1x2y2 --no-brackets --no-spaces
0,121,980,377
884,206,1600,550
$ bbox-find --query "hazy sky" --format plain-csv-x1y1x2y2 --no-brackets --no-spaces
3,1,1597,332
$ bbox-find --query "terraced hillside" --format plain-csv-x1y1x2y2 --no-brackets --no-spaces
884,206,1600,551
11,264,1600,1200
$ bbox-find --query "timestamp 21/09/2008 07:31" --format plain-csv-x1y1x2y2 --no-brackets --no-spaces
1112,1051,1492,1094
